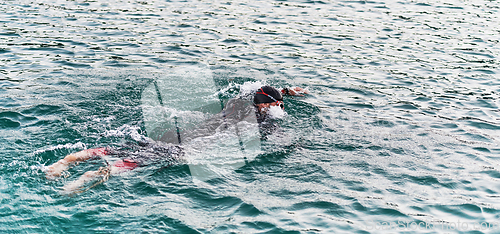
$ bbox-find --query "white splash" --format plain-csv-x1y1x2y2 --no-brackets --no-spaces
104,124,151,143
267,105,287,119
32,142,87,155
239,81,265,98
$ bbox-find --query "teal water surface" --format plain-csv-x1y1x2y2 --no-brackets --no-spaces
1,0,499,233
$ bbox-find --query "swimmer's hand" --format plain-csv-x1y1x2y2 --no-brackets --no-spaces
286,87,309,96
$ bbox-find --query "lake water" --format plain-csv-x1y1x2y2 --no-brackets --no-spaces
1,0,499,233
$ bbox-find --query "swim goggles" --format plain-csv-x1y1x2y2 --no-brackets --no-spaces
276,101,284,110
256,88,284,109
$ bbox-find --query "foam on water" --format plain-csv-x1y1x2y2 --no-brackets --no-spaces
266,105,287,119
32,142,87,156
239,81,265,98
103,124,151,143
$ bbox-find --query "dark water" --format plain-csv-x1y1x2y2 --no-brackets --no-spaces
1,0,499,233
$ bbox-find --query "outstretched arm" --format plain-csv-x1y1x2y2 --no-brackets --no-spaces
281,87,309,96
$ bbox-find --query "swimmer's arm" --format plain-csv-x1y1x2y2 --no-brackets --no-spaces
281,87,309,96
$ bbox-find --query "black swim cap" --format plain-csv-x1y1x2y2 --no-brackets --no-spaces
254,86,283,104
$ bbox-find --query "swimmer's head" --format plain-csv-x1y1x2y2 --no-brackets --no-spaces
254,86,285,115
254,86,283,105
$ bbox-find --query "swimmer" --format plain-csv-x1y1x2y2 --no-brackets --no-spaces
45,86,307,193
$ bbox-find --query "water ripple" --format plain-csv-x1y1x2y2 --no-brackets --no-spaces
1,0,500,232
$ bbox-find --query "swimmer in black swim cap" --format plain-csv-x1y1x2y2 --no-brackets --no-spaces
254,86,284,114
254,86,308,114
